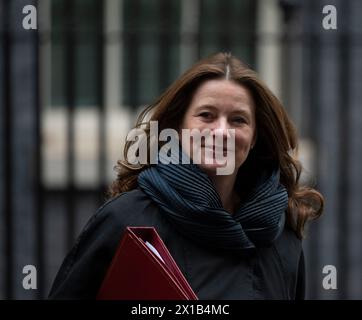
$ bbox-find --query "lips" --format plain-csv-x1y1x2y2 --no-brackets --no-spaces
200,146,232,158
201,145,232,153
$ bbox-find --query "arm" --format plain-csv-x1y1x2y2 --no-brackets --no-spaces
48,199,126,299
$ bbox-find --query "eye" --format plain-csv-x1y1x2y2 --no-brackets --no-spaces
231,116,247,124
198,112,214,120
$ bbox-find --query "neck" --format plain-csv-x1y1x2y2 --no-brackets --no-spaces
208,171,239,214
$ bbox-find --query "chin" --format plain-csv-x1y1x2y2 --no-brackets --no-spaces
197,162,237,176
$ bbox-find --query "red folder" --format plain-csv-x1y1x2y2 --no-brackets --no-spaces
97,226,198,300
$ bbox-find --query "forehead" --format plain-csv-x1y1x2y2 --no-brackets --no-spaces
190,79,254,108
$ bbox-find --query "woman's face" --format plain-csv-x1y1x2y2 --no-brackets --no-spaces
180,79,256,176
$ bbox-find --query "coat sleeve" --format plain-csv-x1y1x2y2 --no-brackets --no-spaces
48,197,127,299
295,249,306,300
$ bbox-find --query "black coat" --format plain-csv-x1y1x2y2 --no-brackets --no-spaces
49,188,305,300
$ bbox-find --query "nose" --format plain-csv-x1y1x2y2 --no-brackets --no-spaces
210,117,233,148
213,117,230,138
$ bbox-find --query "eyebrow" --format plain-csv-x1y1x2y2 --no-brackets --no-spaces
194,104,218,111
195,104,252,117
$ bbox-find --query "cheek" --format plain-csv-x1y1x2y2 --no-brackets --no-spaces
180,116,209,134
234,132,253,157
181,115,196,131
235,131,252,146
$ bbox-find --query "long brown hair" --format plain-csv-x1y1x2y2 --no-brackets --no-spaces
108,52,324,238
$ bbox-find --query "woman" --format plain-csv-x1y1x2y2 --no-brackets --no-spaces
49,52,324,299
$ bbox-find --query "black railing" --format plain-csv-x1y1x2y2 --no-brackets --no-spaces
2,0,14,300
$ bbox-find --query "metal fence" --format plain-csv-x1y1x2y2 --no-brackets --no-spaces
1,0,362,300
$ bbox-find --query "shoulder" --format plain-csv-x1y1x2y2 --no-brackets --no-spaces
256,225,303,270
271,226,304,285
48,188,160,298
273,226,303,265
276,225,303,261
274,226,305,299
98,188,154,215
89,188,159,231
254,226,304,299
275,226,302,251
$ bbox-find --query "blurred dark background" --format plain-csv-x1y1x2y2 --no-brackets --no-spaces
0,0,361,299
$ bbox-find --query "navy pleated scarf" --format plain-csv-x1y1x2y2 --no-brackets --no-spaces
138,148,288,251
